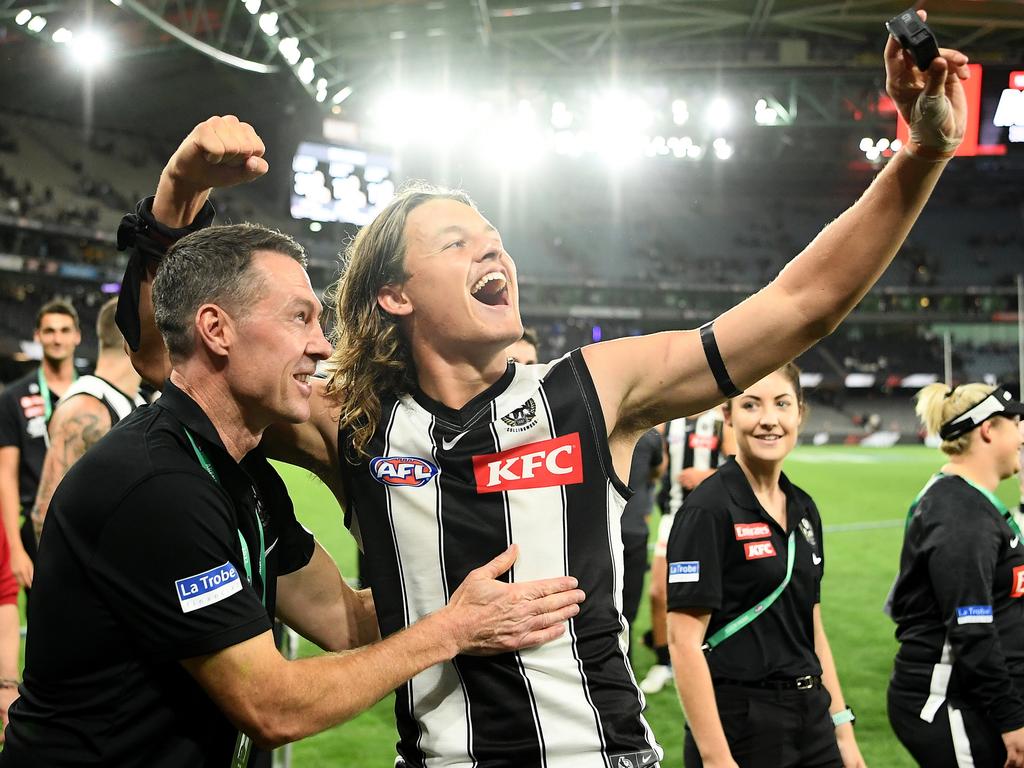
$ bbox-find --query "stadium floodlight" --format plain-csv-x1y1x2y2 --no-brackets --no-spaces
27,15,47,33
876,138,891,151
686,144,703,159
309,221,322,232
108,0,122,6
297,57,315,84
332,86,353,105
551,101,573,130
859,137,873,152
258,12,278,36
705,97,732,129
891,138,903,152
865,147,881,161
712,137,734,160
671,99,689,126
278,37,300,65
67,29,111,69
754,98,778,126
52,27,73,44
243,0,261,14
14,9,32,25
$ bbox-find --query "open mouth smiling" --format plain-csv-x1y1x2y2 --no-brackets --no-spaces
470,271,510,307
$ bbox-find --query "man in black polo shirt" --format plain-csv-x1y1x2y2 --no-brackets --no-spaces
0,224,584,767
0,299,81,589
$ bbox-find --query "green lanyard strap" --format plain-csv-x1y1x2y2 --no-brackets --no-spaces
37,366,78,424
905,472,1020,539
703,530,797,652
182,427,265,768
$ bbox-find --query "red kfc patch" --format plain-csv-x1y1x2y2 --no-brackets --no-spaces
689,433,720,451
472,433,584,494
744,540,777,560
1012,565,1024,598
734,523,771,540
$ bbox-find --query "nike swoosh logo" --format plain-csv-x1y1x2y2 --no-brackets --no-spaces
812,553,822,565
441,432,469,451
1012,537,1019,549
641,755,655,765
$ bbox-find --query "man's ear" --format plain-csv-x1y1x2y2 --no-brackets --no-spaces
194,304,234,358
977,419,995,445
377,284,412,317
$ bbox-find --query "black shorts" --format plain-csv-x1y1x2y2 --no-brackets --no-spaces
684,683,842,768
888,682,1007,767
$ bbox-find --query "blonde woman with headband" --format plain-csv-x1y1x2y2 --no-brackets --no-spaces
888,383,1024,767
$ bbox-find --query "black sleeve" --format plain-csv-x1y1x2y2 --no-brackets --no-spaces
275,514,316,578
665,503,727,612
92,472,271,661
812,500,825,603
0,389,21,449
923,504,1024,731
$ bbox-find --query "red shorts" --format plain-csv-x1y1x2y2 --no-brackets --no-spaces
0,527,19,606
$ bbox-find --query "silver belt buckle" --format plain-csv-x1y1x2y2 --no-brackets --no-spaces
795,675,814,690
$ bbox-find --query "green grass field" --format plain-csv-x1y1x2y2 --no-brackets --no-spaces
270,446,1023,767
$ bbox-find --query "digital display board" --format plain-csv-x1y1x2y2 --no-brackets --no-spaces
290,142,396,226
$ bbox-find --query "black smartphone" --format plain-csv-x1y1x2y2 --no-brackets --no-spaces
885,8,940,70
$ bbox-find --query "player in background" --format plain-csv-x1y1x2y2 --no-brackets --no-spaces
640,408,734,695
505,328,539,365
30,297,145,542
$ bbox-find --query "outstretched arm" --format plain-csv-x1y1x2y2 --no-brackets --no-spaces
31,397,112,542
586,31,969,458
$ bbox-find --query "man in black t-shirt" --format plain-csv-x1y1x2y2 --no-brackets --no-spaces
0,224,583,767
0,299,81,590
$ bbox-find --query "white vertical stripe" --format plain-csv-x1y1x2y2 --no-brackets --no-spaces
496,389,607,767
947,705,976,768
387,401,473,767
920,637,953,723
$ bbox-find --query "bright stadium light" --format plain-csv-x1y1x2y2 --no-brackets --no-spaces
27,15,47,33
551,101,573,130
712,137,734,160
297,57,315,84
68,29,111,69
52,27,73,44
332,86,353,105
705,97,732,129
259,12,279,36
108,0,122,6
859,137,873,152
671,99,689,126
754,98,778,126
244,0,261,13
15,9,32,25
876,138,891,151
891,138,903,152
278,36,300,65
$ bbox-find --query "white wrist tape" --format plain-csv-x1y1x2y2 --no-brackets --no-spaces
909,93,960,155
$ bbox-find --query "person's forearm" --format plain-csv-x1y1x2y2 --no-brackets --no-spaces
770,150,948,339
672,642,733,762
0,605,19,682
252,611,456,748
0,483,23,557
152,169,212,228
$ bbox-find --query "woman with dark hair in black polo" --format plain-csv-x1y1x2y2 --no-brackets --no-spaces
665,364,865,768
888,383,1024,767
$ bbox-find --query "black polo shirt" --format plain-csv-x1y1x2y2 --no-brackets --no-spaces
1,380,316,768
890,475,1024,732
665,457,825,682
0,367,65,508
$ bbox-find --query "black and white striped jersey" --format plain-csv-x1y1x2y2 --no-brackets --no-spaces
339,349,662,768
658,410,726,517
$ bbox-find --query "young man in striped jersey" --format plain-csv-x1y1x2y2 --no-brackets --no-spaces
122,36,970,767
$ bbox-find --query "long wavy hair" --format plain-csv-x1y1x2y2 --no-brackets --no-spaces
323,182,477,460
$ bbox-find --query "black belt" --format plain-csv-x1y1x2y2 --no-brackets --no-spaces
716,675,822,691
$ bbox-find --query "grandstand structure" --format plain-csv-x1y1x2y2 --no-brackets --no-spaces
0,0,1021,441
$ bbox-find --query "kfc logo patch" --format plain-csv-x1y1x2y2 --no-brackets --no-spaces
689,433,720,451
473,433,583,493
370,456,439,487
744,540,777,560
734,523,771,540
1012,565,1024,598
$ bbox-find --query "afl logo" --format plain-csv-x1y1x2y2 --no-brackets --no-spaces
370,456,439,487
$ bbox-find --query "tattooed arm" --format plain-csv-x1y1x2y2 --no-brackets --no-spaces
31,396,112,543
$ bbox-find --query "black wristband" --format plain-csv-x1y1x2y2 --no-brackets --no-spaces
115,196,216,351
699,321,742,399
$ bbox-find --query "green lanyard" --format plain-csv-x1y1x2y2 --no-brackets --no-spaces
182,427,265,768
703,530,797,652
37,366,78,423
905,472,1021,539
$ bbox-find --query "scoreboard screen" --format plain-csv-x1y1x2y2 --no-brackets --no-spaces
290,142,396,226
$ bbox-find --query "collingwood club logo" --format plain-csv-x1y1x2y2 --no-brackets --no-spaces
501,398,538,432
799,517,817,550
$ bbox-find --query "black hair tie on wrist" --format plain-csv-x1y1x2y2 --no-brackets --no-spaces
700,320,742,399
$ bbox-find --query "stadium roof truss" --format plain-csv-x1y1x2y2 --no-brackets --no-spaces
3,0,1023,122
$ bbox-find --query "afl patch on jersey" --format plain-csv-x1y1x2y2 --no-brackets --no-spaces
734,522,771,540
175,562,242,613
370,456,439,487
669,561,700,583
472,432,583,493
744,540,777,560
